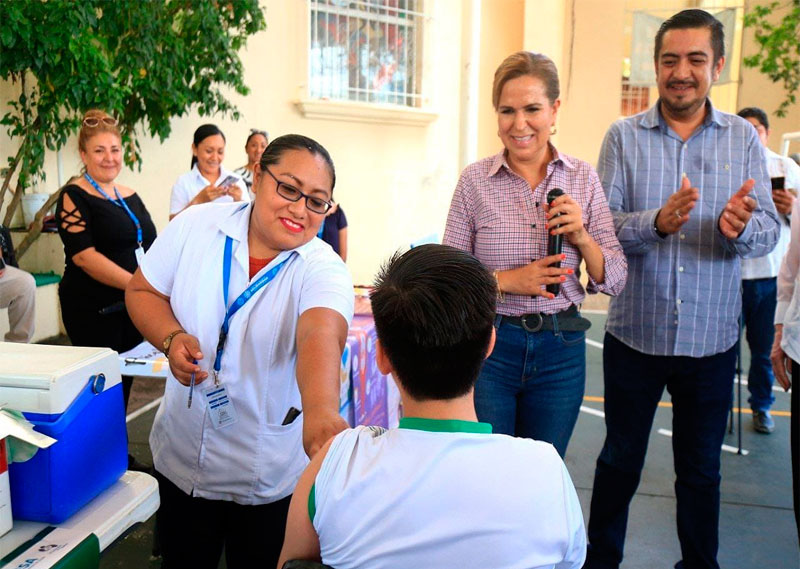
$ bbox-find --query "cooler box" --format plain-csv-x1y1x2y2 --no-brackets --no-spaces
0,343,127,524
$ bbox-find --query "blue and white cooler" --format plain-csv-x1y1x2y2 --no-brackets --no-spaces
0,343,127,523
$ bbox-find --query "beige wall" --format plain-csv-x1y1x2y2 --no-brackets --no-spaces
738,0,800,155
476,0,526,160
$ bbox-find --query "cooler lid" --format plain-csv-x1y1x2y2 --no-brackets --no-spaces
0,343,121,415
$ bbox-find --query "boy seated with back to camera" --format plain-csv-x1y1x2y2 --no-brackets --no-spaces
278,244,586,569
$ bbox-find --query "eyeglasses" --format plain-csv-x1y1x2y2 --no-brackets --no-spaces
263,167,332,214
82,116,118,127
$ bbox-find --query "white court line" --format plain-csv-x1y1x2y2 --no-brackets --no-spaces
585,338,604,350
126,396,163,423
580,405,605,418
657,428,749,455
581,309,608,315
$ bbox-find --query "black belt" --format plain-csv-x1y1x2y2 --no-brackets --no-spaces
498,306,591,333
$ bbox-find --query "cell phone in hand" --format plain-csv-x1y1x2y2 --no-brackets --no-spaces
217,175,240,189
771,176,785,190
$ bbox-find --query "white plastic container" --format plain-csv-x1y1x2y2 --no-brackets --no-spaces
20,193,50,227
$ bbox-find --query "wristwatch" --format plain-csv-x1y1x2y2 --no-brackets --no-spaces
162,329,186,357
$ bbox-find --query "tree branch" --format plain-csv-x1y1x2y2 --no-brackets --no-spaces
14,187,62,260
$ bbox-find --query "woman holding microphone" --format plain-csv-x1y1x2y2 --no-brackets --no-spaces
126,134,353,568
443,52,626,457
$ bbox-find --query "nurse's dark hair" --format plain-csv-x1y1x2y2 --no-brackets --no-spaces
370,244,497,401
492,51,560,108
655,9,725,64
191,124,225,169
259,134,336,192
737,107,769,131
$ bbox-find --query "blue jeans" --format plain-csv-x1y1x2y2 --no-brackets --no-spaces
585,333,736,569
474,314,586,458
742,278,777,412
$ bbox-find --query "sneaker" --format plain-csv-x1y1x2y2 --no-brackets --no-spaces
752,410,775,434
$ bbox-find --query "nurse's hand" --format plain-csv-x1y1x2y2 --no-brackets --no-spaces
167,333,208,386
303,409,348,458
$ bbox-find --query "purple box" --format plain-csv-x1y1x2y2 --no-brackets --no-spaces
348,315,388,428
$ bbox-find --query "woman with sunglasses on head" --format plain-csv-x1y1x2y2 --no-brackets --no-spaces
443,52,627,458
234,128,269,195
169,123,249,219
126,134,353,569
55,109,157,468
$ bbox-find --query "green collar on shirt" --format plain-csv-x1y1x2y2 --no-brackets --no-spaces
308,418,493,522
398,416,492,434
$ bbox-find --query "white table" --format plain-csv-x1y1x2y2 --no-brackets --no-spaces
0,471,159,568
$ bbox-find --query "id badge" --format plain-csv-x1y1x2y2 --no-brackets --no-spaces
134,246,145,265
203,384,238,429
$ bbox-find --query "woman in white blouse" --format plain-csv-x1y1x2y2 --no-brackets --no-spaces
169,123,248,219
127,134,353,568
770,193,800,540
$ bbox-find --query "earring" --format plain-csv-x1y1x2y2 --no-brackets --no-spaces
550,125,557,135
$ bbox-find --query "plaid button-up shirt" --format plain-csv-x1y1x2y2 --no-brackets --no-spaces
601,101,780,357
443,147,627,317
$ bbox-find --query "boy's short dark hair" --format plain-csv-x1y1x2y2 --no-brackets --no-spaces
654,9,725,64
370,244,496,401
737,107,769,131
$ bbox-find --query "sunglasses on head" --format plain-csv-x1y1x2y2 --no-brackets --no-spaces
82,116,118,127
250,128,268,137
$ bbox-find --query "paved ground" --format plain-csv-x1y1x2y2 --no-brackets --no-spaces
90,310,799,568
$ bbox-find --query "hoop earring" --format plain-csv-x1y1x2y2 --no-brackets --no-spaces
550,125,557,135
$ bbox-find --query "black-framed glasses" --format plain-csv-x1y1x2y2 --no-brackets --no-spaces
263,167,332,214
82,116,118,127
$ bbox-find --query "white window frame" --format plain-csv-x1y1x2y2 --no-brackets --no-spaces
295,0,437,126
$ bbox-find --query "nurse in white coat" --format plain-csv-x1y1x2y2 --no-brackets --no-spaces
126,134,353,569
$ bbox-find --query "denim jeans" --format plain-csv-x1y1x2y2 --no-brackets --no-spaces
742,277,777,412
474,314,586,458
585,333,736,569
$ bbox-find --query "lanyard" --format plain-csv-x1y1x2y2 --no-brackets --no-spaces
84,173,143,246
316,217,326,238
213,236,290,379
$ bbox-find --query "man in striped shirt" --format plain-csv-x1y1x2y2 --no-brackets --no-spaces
584,10,779,569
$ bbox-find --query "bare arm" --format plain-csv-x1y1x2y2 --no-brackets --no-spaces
125,268,207,385
71,247,133,290
295,307,349,458
338,227,347,262
276,437,334,568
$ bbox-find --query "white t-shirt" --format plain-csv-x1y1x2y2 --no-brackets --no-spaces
140,202,354,504
169,164,249,215
313,420,586,569
742,149,800,279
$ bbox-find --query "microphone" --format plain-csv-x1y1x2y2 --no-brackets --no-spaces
546,188,565,296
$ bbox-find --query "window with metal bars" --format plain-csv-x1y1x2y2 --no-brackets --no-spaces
308,0,423,107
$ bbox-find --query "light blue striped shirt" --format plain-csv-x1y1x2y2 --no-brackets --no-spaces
599,101,779,357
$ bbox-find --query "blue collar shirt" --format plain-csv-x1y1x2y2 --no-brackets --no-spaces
599,100,779,357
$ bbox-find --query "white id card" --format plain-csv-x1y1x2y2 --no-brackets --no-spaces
134,246,145,265
203,384,238,429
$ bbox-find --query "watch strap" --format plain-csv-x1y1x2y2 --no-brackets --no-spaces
162,329,186,356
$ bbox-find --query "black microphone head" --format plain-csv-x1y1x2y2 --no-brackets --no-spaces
547,188,565,205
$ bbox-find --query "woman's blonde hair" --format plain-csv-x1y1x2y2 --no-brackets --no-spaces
492,52,560,109
78,109,121,152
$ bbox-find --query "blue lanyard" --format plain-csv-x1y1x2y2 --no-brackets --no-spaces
316,218,325,238
84,173,143,246
214,236,290,376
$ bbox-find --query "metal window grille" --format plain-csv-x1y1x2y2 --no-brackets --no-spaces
309,0,424,107
621,76,650,116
